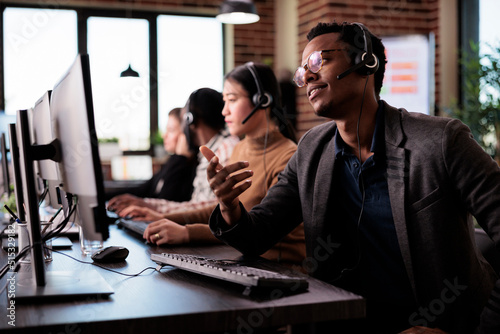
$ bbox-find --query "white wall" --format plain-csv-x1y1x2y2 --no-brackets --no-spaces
275,0,298,77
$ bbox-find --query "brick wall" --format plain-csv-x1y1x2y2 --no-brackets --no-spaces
232,0,275,66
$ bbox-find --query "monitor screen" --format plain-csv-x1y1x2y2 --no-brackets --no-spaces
50,53,110,242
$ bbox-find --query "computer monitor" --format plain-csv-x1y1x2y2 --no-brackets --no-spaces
50,53,111,243
11,53,114,299
16,109,47,285
7,124,25,222
1,132,11,197
31,91,68,214
32,91,61,183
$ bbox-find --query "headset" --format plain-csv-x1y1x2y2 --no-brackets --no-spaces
241,62,274,124
183,89,198,151
337,22,379,80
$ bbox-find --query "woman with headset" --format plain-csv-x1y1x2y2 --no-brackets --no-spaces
137,63,305,265
109,88,239,215
106,108,197,203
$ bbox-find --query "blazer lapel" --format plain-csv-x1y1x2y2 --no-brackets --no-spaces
311,127,337,227
384,103,417,297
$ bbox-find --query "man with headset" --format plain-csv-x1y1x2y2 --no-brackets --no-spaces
203,21,500,333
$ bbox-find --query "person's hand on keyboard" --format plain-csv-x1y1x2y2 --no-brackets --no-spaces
143,219,189,245
107,194,156,214
118,205,164,221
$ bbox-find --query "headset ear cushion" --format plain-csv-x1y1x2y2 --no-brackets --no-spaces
355,52,379,75
253,92,273,109
365,54,379,75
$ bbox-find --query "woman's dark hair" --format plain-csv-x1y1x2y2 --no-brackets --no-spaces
187,88,225,131
306,21,387,97
225,63,297,143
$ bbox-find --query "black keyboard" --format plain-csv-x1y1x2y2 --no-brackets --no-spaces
151,253,309,294
117,218,151,235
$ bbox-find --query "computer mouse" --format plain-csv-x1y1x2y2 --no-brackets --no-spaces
91,246,129,263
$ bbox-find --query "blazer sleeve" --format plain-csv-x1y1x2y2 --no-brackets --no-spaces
209,148,304,256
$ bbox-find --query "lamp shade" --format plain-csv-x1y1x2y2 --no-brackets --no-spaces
216,0,260,24
120,64,139,77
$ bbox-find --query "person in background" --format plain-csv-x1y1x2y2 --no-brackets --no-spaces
108,88,239,216
136,63,305,265
106,108,197,203
204,21,500,333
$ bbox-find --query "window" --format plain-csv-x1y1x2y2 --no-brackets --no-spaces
87,17,150,150
1,5,224,154
2,7,77,115
479,0,500,103
479,0,500,48
157,15,223,132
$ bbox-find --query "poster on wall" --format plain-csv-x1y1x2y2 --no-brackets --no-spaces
379,34,435,115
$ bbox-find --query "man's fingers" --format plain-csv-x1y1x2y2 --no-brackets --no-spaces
223,161,250,175
201,145,224,173
211,169,253,195
200,145,215,161
220,180,252,203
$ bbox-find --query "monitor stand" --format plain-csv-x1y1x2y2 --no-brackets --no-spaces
13,270,114,301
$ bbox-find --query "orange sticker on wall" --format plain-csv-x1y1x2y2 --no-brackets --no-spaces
391,86,418,93
391,62,418,70
392,74,418,81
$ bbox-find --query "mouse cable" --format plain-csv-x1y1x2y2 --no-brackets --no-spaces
49,247,157,277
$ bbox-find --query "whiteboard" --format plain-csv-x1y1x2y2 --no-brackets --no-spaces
379,34,435,115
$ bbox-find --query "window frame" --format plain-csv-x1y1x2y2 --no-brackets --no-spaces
0,3,224,156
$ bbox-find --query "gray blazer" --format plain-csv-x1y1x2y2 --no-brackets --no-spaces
211,101,500,333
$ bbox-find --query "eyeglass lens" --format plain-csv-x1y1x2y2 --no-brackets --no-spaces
294,51,324,87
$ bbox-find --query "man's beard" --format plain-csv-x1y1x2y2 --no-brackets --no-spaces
314,100,335,118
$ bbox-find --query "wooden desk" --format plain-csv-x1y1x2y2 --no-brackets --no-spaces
0,224,365,333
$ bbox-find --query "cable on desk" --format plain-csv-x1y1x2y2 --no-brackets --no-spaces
0,200,77,281
50,248,157,277
1,197,155,282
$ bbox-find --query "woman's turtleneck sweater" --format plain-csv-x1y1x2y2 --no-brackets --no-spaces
166,130,306,265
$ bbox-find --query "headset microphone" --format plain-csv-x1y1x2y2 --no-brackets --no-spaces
337,57,374,80
242,100,264,124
